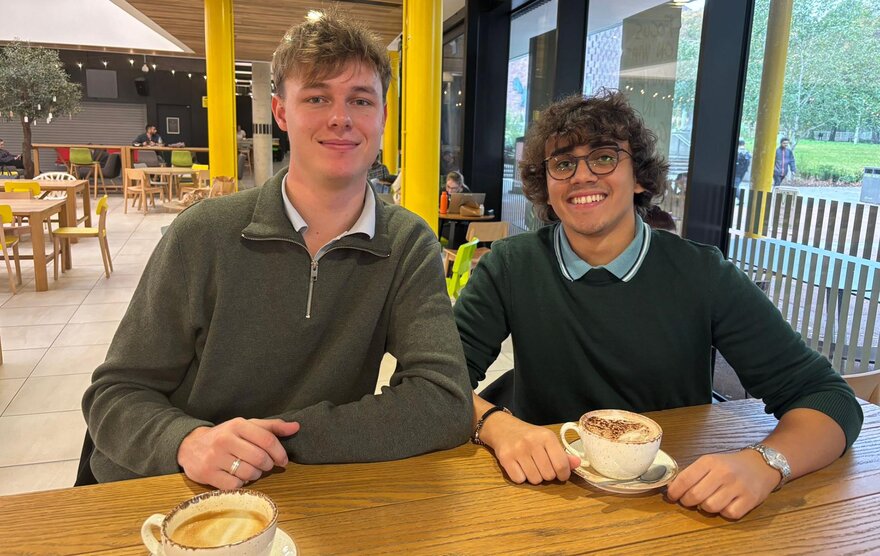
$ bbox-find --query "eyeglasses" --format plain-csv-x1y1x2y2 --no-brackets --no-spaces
543,146,633,180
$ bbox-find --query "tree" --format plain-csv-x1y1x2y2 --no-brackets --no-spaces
0,42,81,178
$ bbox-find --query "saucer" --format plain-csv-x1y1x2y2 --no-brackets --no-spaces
272,528,298,556
566,440,678,494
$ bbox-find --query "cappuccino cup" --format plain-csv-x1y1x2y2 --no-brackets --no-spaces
560,409,662,480
141,489,277,556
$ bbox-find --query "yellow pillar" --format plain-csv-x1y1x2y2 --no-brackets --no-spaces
383,49,400,174
748,0,793,235
204,0,238,190
401,0,442,233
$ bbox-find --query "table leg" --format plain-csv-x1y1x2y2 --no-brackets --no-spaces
30,216,50,292
65,192,79,244
82,186,92,227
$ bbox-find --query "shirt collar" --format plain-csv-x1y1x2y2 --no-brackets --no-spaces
553,214,651,282
280,171,376,240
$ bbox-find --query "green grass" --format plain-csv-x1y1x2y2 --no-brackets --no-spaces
789,139,880,183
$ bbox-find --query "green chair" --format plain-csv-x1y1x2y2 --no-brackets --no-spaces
170,150,194,168
69,148,104,198
446,238,479,299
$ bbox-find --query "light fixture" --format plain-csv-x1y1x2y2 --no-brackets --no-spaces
129,59,135,66
306,10,323,22
102,60,108,68
141,55,149,73
152,63,157,71
187,73,192,78
171,69,176,76
76,62,83,69
203,74,207,80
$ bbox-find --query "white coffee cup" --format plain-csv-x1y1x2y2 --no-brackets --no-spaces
141,489,278,556
560,409,662,480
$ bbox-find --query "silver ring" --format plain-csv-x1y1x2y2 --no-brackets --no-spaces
229,458,241,476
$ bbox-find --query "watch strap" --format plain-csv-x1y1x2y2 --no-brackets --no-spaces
744,443,791,491
471,405,512,446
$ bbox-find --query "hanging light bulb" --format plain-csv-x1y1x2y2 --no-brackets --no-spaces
102,60,108,68
152,63,157,71
129,59,135,66
37,103,41,110
52,95,56,102
187,73,192,78
171,69,176,76
141,54,149,73
24,116,28,123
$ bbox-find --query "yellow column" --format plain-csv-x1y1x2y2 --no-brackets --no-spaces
383,49,400,174
204,0,238,190
401,0,442,233
748,0,793,235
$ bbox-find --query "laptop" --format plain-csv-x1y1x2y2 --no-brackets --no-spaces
448,192,486,214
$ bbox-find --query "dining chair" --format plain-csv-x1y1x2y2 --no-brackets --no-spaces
170,150,194,168
443,221,509,274
4,180,40,197
54,147,71,172
123,168,163,214
34,172,76,181
69,147,104,198
179,168,211,199
53,195,113,279
447,238,479,299
135,150,163,167
0,205,23,293
842,369,880,404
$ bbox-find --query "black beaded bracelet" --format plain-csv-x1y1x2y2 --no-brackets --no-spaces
471,405,512,446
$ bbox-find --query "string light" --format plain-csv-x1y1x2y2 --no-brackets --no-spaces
102,60,108,68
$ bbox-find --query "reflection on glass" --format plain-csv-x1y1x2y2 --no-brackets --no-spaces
441,33,465,188
502,0,559,234
582,0,704,234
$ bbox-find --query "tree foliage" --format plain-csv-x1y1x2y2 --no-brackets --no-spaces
0,42,81,177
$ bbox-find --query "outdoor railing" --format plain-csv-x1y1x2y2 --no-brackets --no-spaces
727,188,879,374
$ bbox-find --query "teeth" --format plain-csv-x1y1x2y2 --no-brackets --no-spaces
571,194,605,205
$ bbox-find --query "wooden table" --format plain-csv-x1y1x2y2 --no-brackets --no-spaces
5,198,69,291
34,179,92,227
1,399,878,554
138,167,202,201
439,212,495,248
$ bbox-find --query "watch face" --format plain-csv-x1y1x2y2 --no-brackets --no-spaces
767,452,785,466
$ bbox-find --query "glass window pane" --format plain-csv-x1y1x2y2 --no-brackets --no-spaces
501,0,559,234
441,32,465,185
583,0,705,235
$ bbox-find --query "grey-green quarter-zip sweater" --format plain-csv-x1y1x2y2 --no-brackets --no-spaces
82,170,473,482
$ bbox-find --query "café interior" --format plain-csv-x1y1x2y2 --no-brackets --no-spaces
0,0,879,553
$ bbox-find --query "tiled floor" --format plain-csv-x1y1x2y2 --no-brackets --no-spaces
0,175,510,496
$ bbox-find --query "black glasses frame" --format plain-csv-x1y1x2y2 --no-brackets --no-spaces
542,146,634,180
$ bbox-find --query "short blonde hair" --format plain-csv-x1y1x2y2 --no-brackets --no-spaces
272,6,392,99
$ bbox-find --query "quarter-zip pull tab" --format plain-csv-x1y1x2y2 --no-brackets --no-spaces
305,260,319,319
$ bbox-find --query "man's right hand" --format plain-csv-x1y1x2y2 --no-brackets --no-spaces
177,418,300,489
479,411,580,485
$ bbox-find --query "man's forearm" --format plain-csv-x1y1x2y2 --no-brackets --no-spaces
761,408,846,480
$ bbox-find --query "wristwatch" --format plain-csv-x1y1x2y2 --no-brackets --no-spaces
744,443,791,491
471,405,512,446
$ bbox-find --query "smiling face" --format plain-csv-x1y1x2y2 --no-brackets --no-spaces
545,139,644,262
272,62,386,190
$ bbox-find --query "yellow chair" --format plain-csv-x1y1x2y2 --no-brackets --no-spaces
0,205,22,293
446,238,479,299
4,180,40,197
53,195,113,279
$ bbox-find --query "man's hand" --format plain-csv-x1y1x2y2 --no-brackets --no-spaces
480,412,581,485
665,449,781,520
177,418,300,489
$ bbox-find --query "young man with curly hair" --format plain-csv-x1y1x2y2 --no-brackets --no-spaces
82,9,472,490
454,91,862,519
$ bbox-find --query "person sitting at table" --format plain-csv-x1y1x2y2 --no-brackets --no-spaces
133,124,164,147
367,153,393,190
454,90,863,520
445,171,470,195
0,138,25,169
82,7,473,490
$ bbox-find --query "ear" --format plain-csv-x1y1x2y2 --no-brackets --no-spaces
271,95,288,132
634,182,646,194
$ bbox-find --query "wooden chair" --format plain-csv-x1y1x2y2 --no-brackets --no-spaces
69,147,104,199
0,205,22,293
179,168,211,199
53,195,113,279
842,370,880,404
124,168,163,214
443,221,509,274
447,238,479,299
208,176,236,198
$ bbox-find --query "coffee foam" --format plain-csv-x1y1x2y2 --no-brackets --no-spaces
170,509,269,548
580,411,661,443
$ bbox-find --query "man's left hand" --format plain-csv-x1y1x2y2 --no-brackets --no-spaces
665,450,781,520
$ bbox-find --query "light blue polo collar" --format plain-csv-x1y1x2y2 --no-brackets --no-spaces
553,214,651,282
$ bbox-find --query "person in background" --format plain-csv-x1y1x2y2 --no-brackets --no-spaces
454,91,862,520
237,125,248,141
0,138,24,169
773,137,796,187
445,171,470,195
367,153,393,187
673,171,687,195
734,138,751,188
82,7,472,490
133,124,164,147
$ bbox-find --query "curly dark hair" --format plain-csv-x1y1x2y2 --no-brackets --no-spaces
520,90,669,222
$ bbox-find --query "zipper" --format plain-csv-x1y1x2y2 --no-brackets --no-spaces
241,234,390,319
305,260,318,318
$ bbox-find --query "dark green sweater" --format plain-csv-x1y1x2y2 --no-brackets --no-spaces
83,170,473,482
455,225,863,448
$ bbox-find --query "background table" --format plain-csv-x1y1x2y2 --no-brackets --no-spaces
0,399,877,554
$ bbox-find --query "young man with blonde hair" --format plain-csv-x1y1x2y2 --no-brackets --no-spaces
455,91,862,520
83,9,472,489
